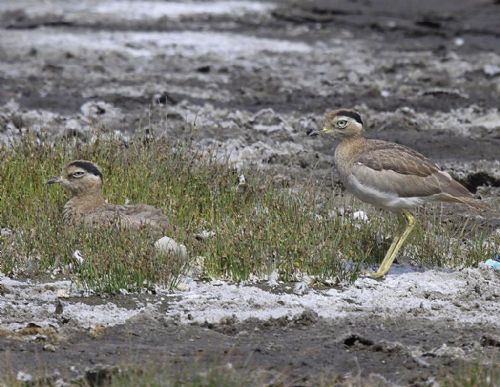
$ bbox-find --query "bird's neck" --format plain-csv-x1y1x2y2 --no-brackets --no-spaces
63,192,106,223
334,135,367,178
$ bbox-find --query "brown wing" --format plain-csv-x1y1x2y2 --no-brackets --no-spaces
352,141,473,199
84,203,169,231
122,204,170,231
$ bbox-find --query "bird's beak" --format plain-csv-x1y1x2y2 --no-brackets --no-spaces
307,126,331,137
320,126,332,135
46,176,62,185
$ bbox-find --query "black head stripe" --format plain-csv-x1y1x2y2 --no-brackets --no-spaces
337,110,363,125
69,161,103,179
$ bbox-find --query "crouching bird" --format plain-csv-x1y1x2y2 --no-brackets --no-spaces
47,160,169,231
308,109,486,278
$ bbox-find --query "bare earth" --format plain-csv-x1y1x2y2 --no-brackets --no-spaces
1,0,500,385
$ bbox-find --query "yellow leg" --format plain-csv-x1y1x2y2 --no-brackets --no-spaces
364,211,416,279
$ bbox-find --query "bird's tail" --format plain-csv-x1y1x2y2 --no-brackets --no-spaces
453,196,491,212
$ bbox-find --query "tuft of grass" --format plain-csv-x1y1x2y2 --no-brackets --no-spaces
1,133,498,293
441,361,500,387
0,363,282,387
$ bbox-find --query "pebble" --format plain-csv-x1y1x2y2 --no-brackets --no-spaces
43,344,56,352
154,236,188,258
353,210,368,222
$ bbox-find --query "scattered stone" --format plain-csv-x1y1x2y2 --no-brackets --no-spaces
154,236,188,258
194,230,216,241
56,288,71,298
16,371,33,382
352,210,368,222
293,280,310,295
72,250,84,264
483,64,500,77
1,227,13,237
43,344,56,352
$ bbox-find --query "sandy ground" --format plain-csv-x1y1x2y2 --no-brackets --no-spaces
1,0,500,384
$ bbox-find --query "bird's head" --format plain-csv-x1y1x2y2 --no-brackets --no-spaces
47,160,103,197
308,109,364,139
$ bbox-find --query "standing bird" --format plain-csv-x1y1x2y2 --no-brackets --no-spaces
308,109,486,278
47,160,169,231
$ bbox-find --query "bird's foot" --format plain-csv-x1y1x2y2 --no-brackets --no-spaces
361,270,386,279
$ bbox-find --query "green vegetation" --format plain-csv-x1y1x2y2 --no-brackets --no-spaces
0,363,270,387
2,360,498,386
442,361,500,387
0,134,498,293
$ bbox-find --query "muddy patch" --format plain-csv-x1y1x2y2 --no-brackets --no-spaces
1,266,500,384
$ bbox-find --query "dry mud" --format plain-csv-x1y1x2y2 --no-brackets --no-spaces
1,0,500,385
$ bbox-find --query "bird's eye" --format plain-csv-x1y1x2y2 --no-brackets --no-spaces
336,119,348,129
71,171,85,178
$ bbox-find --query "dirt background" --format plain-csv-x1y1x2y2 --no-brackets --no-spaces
1,0,500,385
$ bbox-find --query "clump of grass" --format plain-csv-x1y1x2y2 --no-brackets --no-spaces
106,364,275,387
0,133,498,293
441,361,500,387
0,362,282,387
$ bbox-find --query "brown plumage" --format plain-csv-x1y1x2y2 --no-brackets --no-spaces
47,160,169,231
309,109,486,278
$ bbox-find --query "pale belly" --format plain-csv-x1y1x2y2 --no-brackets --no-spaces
345,175,425,210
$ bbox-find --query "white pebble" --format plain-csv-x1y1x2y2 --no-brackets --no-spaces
72,250,84,264
155,236,188,258
353,210,369,222
16,371,33,382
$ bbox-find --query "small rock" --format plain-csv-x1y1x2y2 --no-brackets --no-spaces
353,210,368,222
72,250,84,264
56,289,70,298
194,230,215,241
154,236,188,258
293,281,310,295
16,371,33,382
483,64,500,77
236,173,249,194
1,227,13,237
43,344,56,352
